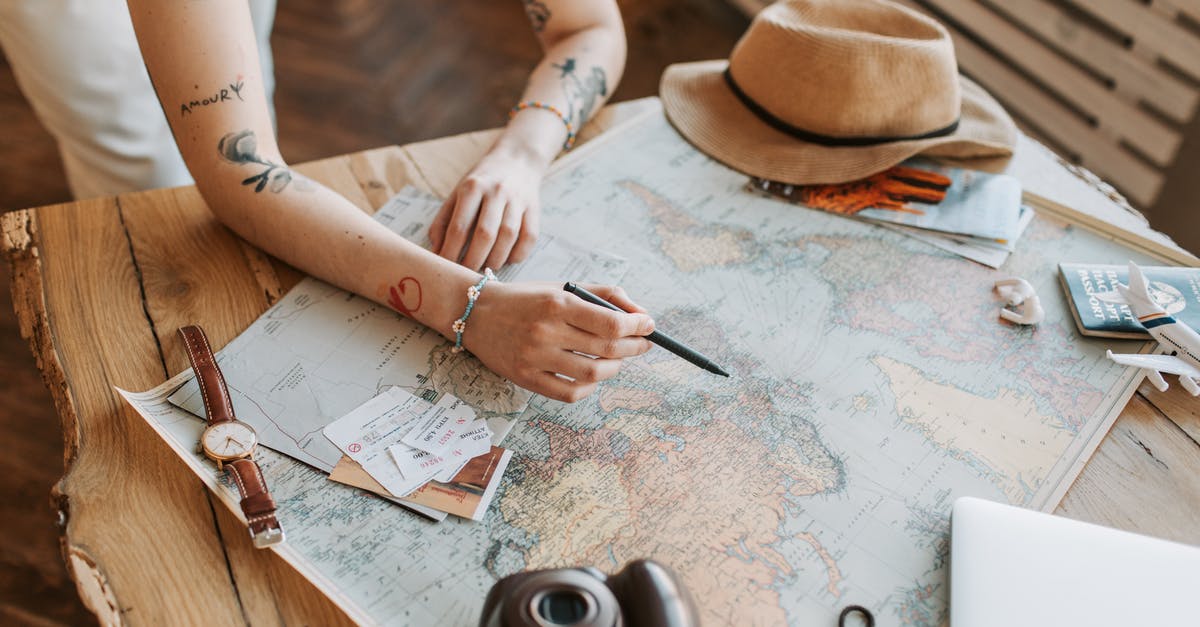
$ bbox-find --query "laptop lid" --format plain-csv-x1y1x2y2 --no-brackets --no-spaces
951,496,1200,627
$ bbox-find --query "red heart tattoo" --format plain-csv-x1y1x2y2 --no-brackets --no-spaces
387,277,422,317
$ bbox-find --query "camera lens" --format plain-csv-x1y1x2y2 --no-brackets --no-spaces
536,590,590,625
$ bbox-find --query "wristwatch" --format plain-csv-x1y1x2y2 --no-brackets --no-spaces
178,325,285,548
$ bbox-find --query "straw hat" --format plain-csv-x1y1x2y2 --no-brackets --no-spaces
660,0,1017,184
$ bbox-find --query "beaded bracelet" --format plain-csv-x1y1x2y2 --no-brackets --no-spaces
450,268,496,354
510,101,577,151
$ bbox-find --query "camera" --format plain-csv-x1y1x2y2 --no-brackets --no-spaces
479,559,700,627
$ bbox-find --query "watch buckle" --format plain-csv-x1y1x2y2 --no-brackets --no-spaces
251,525,285,549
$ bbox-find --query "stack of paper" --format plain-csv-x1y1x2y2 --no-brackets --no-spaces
750,159,1034,268
323,387,512,521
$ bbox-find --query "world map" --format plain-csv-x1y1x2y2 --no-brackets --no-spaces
124,108,1154,625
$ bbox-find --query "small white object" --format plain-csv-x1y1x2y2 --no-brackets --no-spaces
1180,376,1200,396
994,277,1044,325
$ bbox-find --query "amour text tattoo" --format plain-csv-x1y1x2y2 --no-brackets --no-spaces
217,130,311,193
522,0,551,32
552,57,607,126
181,76,245,116
386,277,423,317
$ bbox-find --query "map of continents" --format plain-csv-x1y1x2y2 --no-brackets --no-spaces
478,111,1149,626
497,312,845,626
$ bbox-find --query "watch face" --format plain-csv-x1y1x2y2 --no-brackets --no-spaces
201,421,258,461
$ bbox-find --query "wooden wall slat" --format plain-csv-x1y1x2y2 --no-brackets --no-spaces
1169,0,1200,24
982,0,1199,123
1075,0,1200,80
922,0,1182,166
893,0,1165,203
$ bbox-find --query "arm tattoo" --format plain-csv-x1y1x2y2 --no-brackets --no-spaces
386,277,423,317
552,58,607,127
180,76,245,116
522,0,551,33
217,130,312,193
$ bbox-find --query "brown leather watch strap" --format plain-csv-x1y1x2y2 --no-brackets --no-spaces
226,459,283,547
178,325,235,426
178,324,284,548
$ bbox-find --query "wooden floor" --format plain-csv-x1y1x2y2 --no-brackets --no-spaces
0,0,747,624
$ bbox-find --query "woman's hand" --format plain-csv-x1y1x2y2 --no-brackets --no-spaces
465,282,654,402
429,151,543,271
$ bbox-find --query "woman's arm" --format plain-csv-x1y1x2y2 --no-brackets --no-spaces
428,0,626,270
125,0,650,402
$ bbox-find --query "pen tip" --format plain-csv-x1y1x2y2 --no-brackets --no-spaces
712,366,730,377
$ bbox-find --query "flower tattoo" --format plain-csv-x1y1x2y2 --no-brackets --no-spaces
552,57,607,127
217,130,312,193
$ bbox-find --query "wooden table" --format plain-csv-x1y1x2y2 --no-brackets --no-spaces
5,98,1200,625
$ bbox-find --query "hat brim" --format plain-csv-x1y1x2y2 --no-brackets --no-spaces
660,60,1018,185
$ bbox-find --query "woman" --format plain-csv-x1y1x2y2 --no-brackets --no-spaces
123,0,652,402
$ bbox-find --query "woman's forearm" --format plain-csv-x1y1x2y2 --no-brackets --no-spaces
200,164,478,338
425,2,625,270
490,2,626,171
127,0,477,337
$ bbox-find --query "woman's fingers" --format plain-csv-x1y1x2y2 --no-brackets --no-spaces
543,349,623,384
562,292,655,338
483,201,524,270
563,326,652,358
579,284,650,315
466,282,658,404
438,184,485,263
508,203,540,264
532,371,600,404
428,192,456,251
461,192,507,270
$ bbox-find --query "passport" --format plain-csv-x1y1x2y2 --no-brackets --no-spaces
1058,263,1200,339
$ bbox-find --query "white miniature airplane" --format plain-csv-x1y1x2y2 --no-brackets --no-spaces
1102,262,1200,396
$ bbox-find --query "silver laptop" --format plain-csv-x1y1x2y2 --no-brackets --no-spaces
951,497,1200,626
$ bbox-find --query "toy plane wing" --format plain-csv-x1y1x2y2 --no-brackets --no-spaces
1104,350,1200,374
1106,352,1200,378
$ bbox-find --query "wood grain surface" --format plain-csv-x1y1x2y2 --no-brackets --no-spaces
4,98,1199,625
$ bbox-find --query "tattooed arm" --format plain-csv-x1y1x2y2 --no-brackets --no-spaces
429,0,625,270
126,0,651,402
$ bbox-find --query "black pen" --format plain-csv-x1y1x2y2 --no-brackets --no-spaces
563,283,730,377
